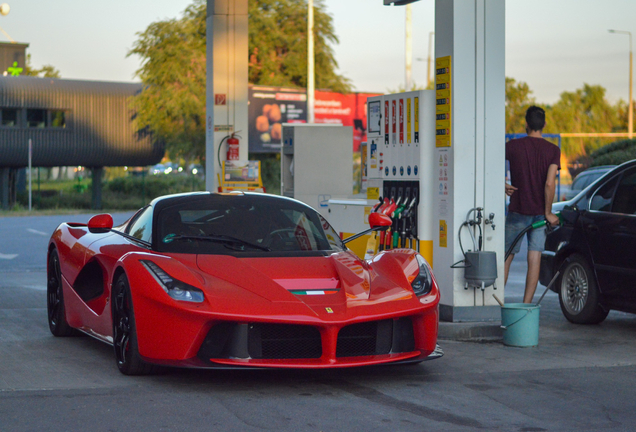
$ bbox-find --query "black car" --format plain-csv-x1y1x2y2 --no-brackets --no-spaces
562,165,616,201
541,160,636,324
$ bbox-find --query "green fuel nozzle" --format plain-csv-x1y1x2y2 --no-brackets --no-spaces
530,211,562,229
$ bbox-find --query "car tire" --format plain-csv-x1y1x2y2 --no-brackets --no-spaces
112,273,160,375
47,250,78,337
558,254,609,324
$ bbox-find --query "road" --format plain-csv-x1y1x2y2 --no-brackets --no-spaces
1,213,635,431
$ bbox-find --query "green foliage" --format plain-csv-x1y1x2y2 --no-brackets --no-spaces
249,153,281,194
105,175,204,201
505,79,630,162
505,77,535,134
23,54,61,78
128,0,206,163
130,0,351,165
547,84,626,158
16,175,204,211
589,139,636,166
248,0,351,93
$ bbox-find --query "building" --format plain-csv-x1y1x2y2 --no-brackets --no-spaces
0,75,164,209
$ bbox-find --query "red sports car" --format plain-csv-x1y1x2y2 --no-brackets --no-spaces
47,192,441,375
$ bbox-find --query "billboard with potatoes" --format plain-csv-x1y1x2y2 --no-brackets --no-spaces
249,85,307,153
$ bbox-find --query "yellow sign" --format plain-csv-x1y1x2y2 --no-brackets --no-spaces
363,206,372,225
439,220,447,248
406,98,412,144
437,120,451,129
436,104,450,114
367,187,380,200
414,96,420,143
435,56,452,148
436,57,450,68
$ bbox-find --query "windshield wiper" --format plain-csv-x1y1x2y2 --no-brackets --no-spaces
165,234,271,251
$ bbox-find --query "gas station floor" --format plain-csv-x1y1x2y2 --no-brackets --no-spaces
438,239,636,361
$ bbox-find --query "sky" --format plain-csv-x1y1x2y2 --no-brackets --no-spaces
1,0,635,105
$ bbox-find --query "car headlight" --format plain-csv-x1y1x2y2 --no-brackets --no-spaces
411,254,433,296
141,260,204,303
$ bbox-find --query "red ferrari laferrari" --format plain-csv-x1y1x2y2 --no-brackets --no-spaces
47,192,441,375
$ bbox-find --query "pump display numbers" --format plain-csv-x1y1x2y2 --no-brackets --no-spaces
384,100,390,145
368,100,381,134
399,99,404,145
435,56,452,147
392,100,397,145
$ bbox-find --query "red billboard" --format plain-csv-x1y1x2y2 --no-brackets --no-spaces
247,87,380,153
313,91,381,152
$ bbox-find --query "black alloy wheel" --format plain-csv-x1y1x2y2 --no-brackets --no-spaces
558,254,609,324
112,273,158,375
47,250,77,336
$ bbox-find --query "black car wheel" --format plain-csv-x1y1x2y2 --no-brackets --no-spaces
558,254,609,324
47,250,77,336
112,273,159,375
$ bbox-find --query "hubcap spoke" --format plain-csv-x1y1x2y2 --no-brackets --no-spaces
563,263,588,314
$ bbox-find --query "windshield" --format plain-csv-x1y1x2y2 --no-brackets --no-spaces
154,194,345,256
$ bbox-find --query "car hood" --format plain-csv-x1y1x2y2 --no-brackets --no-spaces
194,251,419,319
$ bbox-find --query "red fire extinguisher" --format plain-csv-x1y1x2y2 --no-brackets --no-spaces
226,132,240,161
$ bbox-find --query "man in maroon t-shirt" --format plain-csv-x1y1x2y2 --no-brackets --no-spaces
505,106,560,303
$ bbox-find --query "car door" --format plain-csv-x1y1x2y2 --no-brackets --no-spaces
582,166,636,301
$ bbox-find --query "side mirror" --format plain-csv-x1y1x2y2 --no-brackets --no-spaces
343,212,392,244
368,212,392,229
88,214,114,233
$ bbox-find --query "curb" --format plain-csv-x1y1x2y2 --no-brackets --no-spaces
438,321,503,341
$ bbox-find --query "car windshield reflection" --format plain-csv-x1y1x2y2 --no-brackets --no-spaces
155,194,345,255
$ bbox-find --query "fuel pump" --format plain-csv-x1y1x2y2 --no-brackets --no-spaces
322,91,433,261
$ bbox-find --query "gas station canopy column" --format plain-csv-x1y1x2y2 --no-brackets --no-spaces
205,0,249,192
387,0,506,321
433,0,505,321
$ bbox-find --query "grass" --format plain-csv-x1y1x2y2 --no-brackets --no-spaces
9,174,206,213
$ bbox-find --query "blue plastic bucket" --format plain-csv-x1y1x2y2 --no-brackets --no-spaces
501,303,540,347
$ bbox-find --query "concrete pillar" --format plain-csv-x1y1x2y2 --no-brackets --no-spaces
0,168,9,210
91,167,103,210
205,0,249,192
433,0,506,322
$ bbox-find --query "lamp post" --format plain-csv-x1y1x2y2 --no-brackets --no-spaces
416,32,435,89
405,4,412,91
609,29,633,139
307,0,315,123
427,31,434,89
0,3,16,44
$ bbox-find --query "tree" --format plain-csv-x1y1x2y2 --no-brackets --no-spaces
547,84,625,159
128,0,206,162
130,0,350,163
589,138,636,166
23,54,61,78
505,77,535,134
248,0,351,93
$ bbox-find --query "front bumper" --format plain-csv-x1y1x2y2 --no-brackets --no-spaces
133,295,441,369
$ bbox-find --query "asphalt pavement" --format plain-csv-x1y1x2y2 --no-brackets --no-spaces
1,213,635,431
